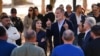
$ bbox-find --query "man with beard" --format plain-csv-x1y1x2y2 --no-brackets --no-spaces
0,16,20,45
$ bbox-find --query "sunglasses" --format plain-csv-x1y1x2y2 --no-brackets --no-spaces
29,10,33,11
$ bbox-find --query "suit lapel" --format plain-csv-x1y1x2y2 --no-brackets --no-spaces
55,22,60,34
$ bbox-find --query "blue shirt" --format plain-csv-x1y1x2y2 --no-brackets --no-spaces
51,44,84,56
0,40,16,56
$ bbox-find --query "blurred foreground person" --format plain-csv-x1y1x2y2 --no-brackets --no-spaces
0,26,16,56
84,25,100,56
11,30,45,56
51,30,84,56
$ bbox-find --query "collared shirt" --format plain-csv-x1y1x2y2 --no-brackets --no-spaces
84,29,91,40
58,19,65,32
76,14,82,25
75,14,82,34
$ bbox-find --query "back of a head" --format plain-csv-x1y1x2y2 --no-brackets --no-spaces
62,30,74,41
24,30,36,40
11,8,17,14
91,25,100,36
46,4,52,11
85,17,96,27
34,7,38,10
0,26,6,37
56,7,65,13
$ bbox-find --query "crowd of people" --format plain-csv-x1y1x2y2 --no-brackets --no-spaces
0,2,100,56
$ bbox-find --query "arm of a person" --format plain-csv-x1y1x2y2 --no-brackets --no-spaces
8,27,20,41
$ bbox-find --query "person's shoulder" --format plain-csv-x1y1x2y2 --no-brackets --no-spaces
34,45,45,52
72,45,83,52
54,45,64,50
6,42,16,48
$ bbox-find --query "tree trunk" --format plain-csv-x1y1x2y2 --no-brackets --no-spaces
41,0,45,14
83,0,87,10
13,0,27,5
73,0,76,11
0,0,2,13
50,0,56,8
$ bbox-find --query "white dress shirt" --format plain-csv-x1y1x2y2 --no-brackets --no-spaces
84,29,91,40
58,19,65,32
76,14,82,34
0,23,20,45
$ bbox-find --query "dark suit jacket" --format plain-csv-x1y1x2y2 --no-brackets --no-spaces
82,31,93,49
84,38,100,56
37,30,47,52
47,19,74,47
69,13,85,35
43,12,55,29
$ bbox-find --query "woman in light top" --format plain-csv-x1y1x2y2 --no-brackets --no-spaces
23,7,36,34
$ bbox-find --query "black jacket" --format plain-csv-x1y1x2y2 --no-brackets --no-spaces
84,38,100,56
10,16,24,33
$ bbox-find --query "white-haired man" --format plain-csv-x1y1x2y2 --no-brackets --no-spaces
82,17,96,49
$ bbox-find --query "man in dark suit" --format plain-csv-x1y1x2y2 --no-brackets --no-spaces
70,5,85,36
84,25,100,56
82,17,96,49
43,4,55,29
46,7,74,48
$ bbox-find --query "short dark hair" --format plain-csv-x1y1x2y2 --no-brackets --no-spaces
11,8,17,14
34,7,38,10
91,4,97,8
75,5,81,11
24,30,36,40
0,15,9,20
97,3,100,7
0,26,6,37
91,25,100,36
46,4,53,11
56,7,65,13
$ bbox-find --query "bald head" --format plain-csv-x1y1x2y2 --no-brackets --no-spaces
24,30,36,40
62,30,74,41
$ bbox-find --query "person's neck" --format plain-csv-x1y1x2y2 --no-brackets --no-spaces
67,11,72,13
36,29,40,33
76,12,81,16
94,12,100,17
64,41,73,44
85,27,90,32
58,17,65,23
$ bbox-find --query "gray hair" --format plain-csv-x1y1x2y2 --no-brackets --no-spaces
56,7,65,13
85,17,96,27
24,30,36,40
62,30,74,41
